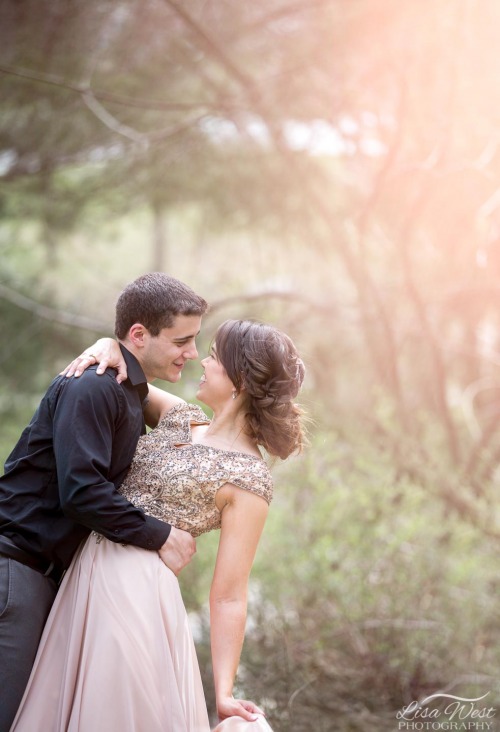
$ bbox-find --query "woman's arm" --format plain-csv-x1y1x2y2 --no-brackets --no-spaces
61,338,128,382
210,485,269,722
144,383,185,427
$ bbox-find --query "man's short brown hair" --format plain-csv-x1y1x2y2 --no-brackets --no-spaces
114,272,208,339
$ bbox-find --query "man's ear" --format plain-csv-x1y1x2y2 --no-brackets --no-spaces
128,323,148,348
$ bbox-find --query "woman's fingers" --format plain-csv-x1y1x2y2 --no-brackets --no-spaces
60,353,96,378
112,359,128,384
217,697,266,722
239,701,265,717
59,343,127,384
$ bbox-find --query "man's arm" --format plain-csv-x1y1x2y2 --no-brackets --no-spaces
52,372,195,574
61,344,187,429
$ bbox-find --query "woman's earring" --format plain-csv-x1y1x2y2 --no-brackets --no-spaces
232,391,237,400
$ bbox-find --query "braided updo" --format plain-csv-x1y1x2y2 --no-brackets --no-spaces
214,320,306,460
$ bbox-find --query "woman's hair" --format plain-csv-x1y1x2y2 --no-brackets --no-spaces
214,320,306,460
115,272,208,339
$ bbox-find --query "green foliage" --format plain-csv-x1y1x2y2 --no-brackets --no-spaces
1,1,500,730
172,421,500,730
188,429,499,730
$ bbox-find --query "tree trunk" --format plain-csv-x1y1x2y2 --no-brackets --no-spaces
152,201,167,272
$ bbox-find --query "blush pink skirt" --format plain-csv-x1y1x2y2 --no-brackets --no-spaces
10,536,273,732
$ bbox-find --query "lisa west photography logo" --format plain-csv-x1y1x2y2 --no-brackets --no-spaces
396,692,497,731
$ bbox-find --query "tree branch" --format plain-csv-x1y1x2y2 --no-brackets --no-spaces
0,283,333,335
80,89,147,145
0,63,222,113
0,283,109,332
160,0,256,93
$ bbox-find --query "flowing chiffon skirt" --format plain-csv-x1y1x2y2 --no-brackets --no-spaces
10,537,273,732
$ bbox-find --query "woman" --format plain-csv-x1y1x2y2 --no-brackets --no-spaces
10,320,305,732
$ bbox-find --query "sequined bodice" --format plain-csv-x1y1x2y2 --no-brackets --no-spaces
119,403,273,537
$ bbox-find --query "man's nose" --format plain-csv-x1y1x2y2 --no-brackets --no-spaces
184,342,198,360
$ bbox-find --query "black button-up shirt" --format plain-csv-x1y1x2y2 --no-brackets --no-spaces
0,345,171,570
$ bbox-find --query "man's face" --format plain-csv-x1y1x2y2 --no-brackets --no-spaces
140,314,201,382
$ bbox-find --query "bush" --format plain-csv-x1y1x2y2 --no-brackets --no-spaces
183,427,499,731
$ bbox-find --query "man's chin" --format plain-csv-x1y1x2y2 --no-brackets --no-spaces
166,369,182,382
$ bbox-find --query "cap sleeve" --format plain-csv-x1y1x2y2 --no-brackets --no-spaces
156,402,210,444
227,454,274,504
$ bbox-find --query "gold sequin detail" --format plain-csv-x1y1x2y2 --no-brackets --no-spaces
119,403,273,537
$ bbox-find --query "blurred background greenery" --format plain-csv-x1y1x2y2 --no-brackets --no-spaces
1,1,499,730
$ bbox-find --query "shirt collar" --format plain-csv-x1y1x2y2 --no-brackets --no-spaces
119,343,149,405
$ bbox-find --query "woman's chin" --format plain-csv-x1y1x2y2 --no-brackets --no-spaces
196,393,214,411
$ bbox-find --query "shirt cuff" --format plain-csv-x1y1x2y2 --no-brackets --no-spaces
133,515,172,550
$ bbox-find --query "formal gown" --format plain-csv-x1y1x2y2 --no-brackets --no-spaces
10,404,274,732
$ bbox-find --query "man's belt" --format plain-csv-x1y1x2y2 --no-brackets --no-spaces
0,535,64,584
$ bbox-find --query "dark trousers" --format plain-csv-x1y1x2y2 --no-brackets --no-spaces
0,557,57,732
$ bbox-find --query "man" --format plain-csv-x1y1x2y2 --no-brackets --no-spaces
0,272,208,732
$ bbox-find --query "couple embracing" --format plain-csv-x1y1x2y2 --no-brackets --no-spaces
0,272,305,732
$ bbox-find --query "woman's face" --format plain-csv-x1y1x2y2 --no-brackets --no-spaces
196,343,235,409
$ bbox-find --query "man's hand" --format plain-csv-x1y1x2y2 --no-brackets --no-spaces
158,525,196,575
